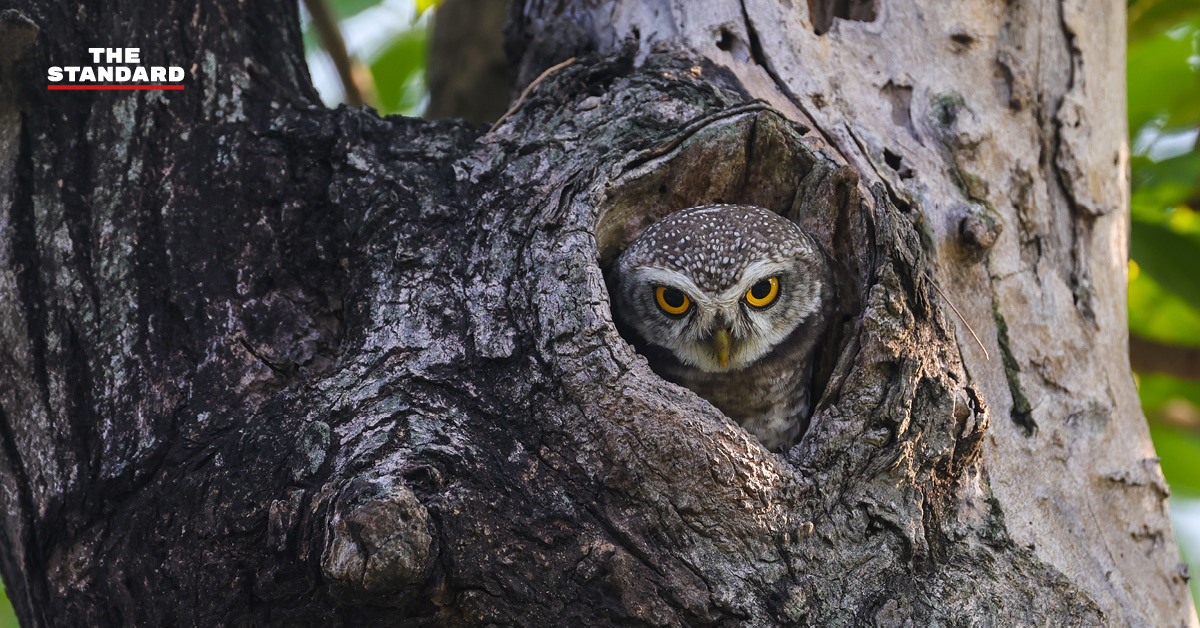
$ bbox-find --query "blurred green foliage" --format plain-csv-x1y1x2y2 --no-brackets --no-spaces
0,588,14,628
301,0,435,115
1130,267,1200,345
1128,0,1200,610
371,28,428,115
1128,2,1200,469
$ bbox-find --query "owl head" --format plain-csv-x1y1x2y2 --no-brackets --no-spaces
611,205,829,373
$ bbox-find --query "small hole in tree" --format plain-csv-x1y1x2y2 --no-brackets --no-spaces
883,149,915,180
883,148,902,171
807,0,879,35
717,28,736,51
950,32,976,48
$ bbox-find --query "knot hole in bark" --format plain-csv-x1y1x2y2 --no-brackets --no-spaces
593,107,872,447
807,0,879,35
319,474,437,607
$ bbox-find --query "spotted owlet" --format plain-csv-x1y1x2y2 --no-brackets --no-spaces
610,205,834,450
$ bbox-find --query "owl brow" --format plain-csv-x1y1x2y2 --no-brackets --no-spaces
632,266,707,299
714,260,791,301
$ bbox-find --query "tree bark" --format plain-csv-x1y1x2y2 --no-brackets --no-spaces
0,0,1193,626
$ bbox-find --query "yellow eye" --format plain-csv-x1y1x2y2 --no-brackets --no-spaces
655,286,691,317
745,277,779,308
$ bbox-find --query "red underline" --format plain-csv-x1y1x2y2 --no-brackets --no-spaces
48,84,185,91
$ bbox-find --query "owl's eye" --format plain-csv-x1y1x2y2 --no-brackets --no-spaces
745,277,780,308
654,286,691,317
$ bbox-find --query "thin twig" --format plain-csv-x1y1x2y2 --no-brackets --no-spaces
488,57,577,133
303,0,364,107
929,277,989,361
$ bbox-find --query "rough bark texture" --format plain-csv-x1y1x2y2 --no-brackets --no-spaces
0,0,1194,626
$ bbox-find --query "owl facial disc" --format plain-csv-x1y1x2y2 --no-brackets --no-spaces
609,204,835,450
613,206,826,373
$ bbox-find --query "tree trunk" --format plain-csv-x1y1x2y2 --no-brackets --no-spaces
426,0,510,123
0,0,1193,625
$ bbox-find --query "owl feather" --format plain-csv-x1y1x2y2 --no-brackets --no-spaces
610,205,835,450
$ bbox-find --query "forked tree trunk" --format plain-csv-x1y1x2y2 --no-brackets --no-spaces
0,0,1194,625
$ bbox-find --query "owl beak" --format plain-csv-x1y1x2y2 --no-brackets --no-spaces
713,329,731,369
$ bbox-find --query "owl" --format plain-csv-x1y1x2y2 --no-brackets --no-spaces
610,205,834,450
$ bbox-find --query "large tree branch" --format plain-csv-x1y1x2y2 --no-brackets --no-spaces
1132,334,1200,381
427,0,511,122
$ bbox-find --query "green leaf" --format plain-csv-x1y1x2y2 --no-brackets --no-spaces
415,0,443,16
369,27,428,116
1129,0,1200,43
1128,262,1200,346
1139,373,1200,412
0,585,15,628
1131,152,1200,214
303,0,385,25
1151,423,1200,497
301,0,388,52
1131,219,1200,315
1127,19,1200,135
327,0,384,19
